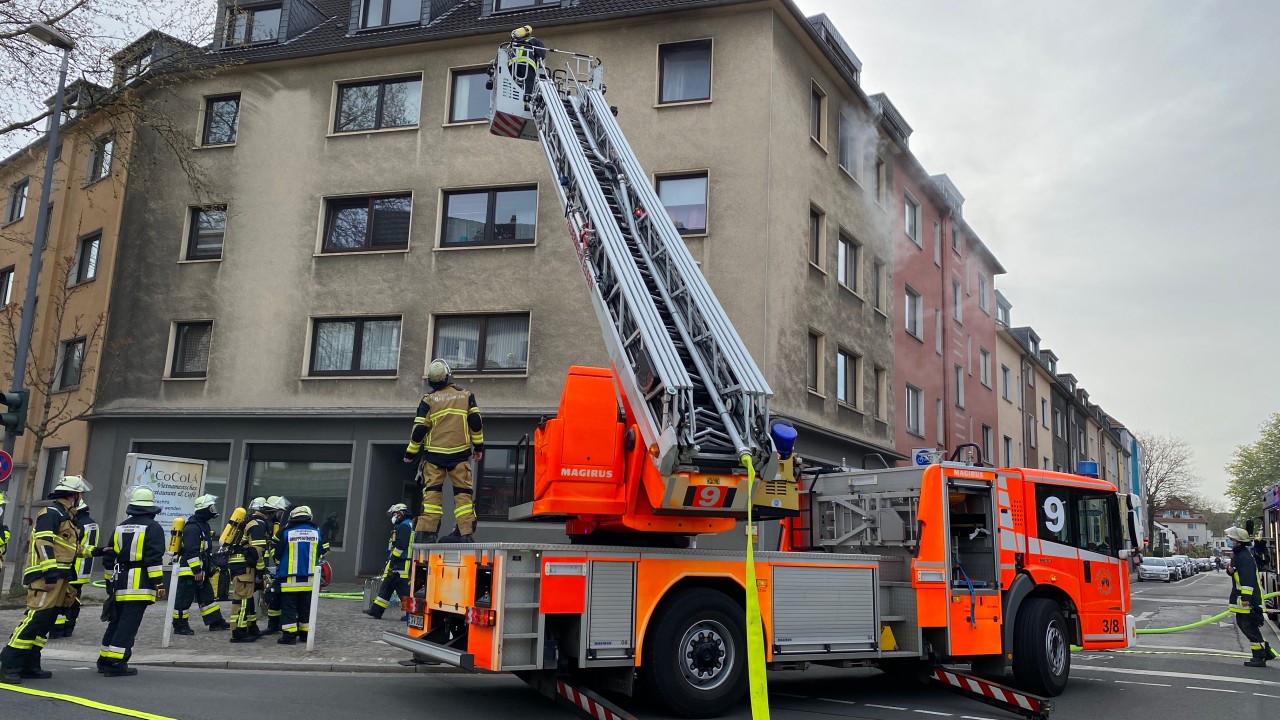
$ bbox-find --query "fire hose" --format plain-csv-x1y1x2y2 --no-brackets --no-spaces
1134,590,1280,635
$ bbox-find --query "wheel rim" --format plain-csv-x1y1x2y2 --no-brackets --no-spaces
1044,621,1067,677
678,619,736,691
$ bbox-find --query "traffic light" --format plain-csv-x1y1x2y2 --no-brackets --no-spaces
1,389,30,436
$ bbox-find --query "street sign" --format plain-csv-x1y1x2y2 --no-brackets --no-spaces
0,449,12,483
913,448,942,466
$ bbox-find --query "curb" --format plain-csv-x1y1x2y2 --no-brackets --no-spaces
40,650,464,674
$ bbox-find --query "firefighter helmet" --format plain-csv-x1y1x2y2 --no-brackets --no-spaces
1225,526,1251,544
427,359,452,387
289,505,313,522
387,503,409,516
267,495,291,512
511,25,533,40
193,494,218,512
51,475,92,497
129,486,158,509
249,496,266,511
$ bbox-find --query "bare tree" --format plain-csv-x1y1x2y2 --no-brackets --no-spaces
1137,432,1200,542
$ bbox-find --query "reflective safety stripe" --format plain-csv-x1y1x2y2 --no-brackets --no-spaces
201,603,221,617
406,441,423,453
373,596,389,609
421,504,443,514
453,504,474,518
173,611,188,619
425,442,471,454
99,646,127,660
412,416,426,425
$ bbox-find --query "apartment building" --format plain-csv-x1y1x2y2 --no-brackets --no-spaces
84,0,911,580
994,293,1026,466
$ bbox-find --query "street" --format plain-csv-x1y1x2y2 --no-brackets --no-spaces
2,572,1277,720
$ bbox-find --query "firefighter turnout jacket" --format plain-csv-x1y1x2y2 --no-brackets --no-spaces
275,519,327,592
105,513,167,602
386,517,413,575
179,507,218,579
1230,543,1261,614
405,385,485,466
230,511,270,575
72,507,100,586
23,498,88,585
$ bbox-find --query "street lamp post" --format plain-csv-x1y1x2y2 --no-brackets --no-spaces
0,22,75,493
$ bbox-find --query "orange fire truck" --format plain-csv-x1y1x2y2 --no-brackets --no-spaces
383,38,1136,719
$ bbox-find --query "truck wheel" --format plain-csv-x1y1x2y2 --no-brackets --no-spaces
1012,597,1070,697
640,588,747,718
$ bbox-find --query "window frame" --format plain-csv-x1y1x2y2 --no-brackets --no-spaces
41,446,70,498
224,4,282,46
979,348,991,387
873,366,887,421
836,231,860,294
978,274,990,314
657,38,713,105
186,205,228,261
201,94,241,146
169,320,214,379
359,0,421,29
954,364,965,408
981,424,993,463
806,329,825,395
904,192,921,246
0,265,13,305
86,134,114,184
1001,364,1011,400
874,157,886,206
808,205,825,269
952,278,963,323
6,179,28,224
56,336,87,391
72,231,101,285
809,82,827,147
904,286,922,339
836,347,862,410
655,171,709,236
837,109,858,180
332,74,423,134
431,312,531,376
905,384,923,436
493,0,559,12
308,315,403,377
439,185,538,249
873,260,887,313
447,66,490,124
322,193,413,254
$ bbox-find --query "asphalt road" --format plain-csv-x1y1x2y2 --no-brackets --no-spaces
3,571,1278,720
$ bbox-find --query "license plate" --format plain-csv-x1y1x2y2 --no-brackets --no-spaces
407,614,424,630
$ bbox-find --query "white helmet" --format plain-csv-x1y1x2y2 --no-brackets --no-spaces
249,496,266,511
387,503,409,516
52,475,92,497
193,494,218,512
1225,527,1251,544
427,358,452,387
129,486,158,508
267,495,291,512
289,505,313,522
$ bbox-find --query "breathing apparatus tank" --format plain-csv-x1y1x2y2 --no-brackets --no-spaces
219,507,248,546
169,516,186,554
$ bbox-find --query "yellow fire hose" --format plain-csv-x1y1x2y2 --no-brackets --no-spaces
741,454,771,720
1134,590,1280,635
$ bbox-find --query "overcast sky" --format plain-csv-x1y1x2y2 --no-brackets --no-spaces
790,0,1280,502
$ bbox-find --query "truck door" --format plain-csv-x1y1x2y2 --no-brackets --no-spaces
1072,491,1128,645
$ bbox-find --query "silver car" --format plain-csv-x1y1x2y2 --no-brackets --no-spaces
1138,557,1174,582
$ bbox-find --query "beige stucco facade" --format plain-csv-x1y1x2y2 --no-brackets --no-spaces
994,328,1025,466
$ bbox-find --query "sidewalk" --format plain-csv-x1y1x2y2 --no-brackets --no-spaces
0,582,454,673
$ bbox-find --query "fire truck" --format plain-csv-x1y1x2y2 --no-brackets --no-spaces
383,37,1136,719
1256,484,1279,626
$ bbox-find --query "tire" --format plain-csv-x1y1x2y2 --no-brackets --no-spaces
639,588,748,718
1011,597,1070,697
1164,577,1171,583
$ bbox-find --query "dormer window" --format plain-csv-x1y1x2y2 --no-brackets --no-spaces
124,51,151,81
360,0,419,28
494,0,558,11
226,5,282,46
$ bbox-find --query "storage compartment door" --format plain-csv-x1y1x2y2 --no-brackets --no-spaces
772,566,877,654
582,560,636,663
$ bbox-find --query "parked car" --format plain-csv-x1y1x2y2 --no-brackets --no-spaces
1172,555,1193,578
1139,557,1174,583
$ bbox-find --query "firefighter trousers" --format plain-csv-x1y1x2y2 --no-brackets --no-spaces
100,601,148,666
230,571,258,629
173,576,224,626
280,590,312,637
1237,609,1266,653
372,572,410,615
416,460,475,535
2,580,75,670
53,582,88,632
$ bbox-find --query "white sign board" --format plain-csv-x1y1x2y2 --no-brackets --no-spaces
119,453,207,529
913,448,942,466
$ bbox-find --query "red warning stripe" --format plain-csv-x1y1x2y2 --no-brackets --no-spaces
490,112,525,138
932,668,1043,713
556,679,634,720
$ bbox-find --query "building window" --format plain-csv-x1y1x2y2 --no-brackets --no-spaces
932,221,941,265
1001,365,1011,400
981,425,993,463
837,110,857,178
247,443,351,547
810,84,825,144
434,313,529,374
187,205,227,260
837,232,860,293
360,0,419,28
1042,399,1049,428
951,227,960,253
806,330,824,394
873,366,887,421
0,266,12,305
441,186,536,247
57,337,86,390
324,194,411,252
905,384,923,435
334,75,422,133
979,348,991,387
225,5,281,46
494,0,557,10
836,348,862,409
874,158,886,205
1054,409,1064,438
41,447,69,498
201,95,240,145
936,398,944,442
73,232,100,284
1029,416,1037,448
6,179,28,223
86,135,114,183
874,260,886,311
934,311,942,355
171,321,213,379
978,274,990,313
448,68,489,123
904,193,920,246
658,39,711,104
952,279,962,322
904,286,922,339
1004,436,1014,466
954,364,965,408
309,316,401,376
656,173,707,235
476,445,525,520
808,205,824,267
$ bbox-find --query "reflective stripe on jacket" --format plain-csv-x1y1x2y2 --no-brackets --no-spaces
1229,545,1260,614
72,516,99,585
178,513,216,577
106,517,166,602
230,513,270,573
386,519,413,575
23,499,83,584
405,385,484,466
275,521,326,592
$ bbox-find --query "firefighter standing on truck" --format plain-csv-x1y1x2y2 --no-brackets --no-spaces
227,498,273,642
51,499,99,638
274,505,326,645
172,494,231,635
98,486,168,677
364,503,413,620
1226,526,1279,667
404,359,484,543
0,475,92,683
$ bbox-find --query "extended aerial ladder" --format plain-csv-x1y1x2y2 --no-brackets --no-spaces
489,42,793,537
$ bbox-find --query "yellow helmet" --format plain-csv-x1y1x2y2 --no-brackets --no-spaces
1225,527,1251,544
289,505,313,522
193,494,218,512
129,486,158,508
387,503,409,515
52,475,92,497
511,25,533,40
427,358,452,386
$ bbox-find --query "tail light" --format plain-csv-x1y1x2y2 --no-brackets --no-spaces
402,597,424,613
465,606,497,627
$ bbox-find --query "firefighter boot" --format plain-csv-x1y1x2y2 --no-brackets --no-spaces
263,617,280,636
248,622,262,637
421,532,438,544
21,652,52,679
208,619,231,631
103,662,138,677
1267,642,1279,660
173,618,195,636
1245,647,1269,668
277,633,298,646
230,628,258,643
1,665,21,684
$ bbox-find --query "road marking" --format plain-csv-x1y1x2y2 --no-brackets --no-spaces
0,683,177,720
817,697,858,705
1131,597,1221,604
1255,693,1280,699
912,710,951,716
1114,680,1171,687
867,703,908,711
961,716,997,720
1133,611,1153,622
1111,647,1249,658
774,693,808,699
1187,686,1238,693
1073,665,1280,687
